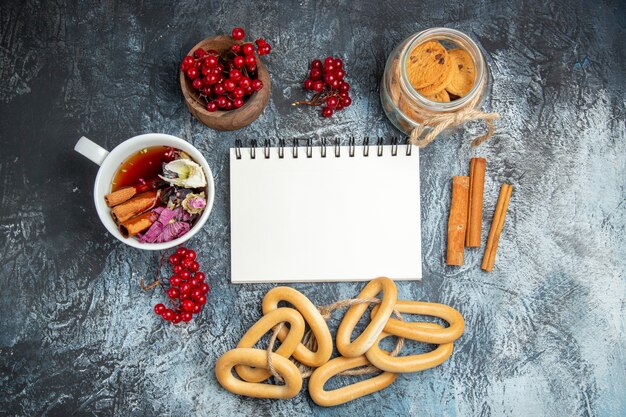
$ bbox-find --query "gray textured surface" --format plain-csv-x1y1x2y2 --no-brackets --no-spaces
1,0,625,416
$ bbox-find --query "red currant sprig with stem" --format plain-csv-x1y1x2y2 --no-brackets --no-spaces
293,57,352,118
143,246,210,324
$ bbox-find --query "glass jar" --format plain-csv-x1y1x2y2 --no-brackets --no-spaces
380,28,491,137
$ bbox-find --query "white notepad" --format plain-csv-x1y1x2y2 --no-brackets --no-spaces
229,141,421,283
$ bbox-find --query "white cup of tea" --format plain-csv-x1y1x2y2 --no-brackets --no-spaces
74,133,215,250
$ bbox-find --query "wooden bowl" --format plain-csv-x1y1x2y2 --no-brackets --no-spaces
180,35,271,131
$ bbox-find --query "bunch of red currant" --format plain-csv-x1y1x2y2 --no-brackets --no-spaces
180,27,271,112
153,247,210,324
294,57,352,118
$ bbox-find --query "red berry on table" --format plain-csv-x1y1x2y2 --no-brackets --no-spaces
194,48,207,59
245,55,256,67
304,79,313,90
239,77,251,89
312,80,324,92
322,107,334,118
182,299,196,312
242,43,254,55
170,275,182,287
330,79,340,90
180,292,190,300
167,287,180,299
191,289,203,300
335,104,344,111
182,55,195,69
186,67,199,79
199,283,210,294
180,282,192,294
169,254,181,265
154,303,166,315
232,27,245,41
194,272,206,281
231,44,241,54
233,55,245,68
162,309,174,321
233,87,245,98
192,304,202,314
213,83,225,95
171,314,182,324
180,270,191,280
246,64,257,73
224,79,236,92
341,96,352,107
185,250,197,261
173,265,183,274
196,295,207,305
255,38,267,46
324,74,335,85
324,57,334,67
326,97,338,108
335,69,345,80
310,68,322,80
251,79,263,91
189,278,201,288
340,82,350,92
192,78,203,90
311,59,322,69
206,101,218,112
181,258,193,268
181,312,193,322
334,58,343,68
339,91,349,98
177,247,187,256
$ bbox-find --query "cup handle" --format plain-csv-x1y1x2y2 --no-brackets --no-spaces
74,136,110,166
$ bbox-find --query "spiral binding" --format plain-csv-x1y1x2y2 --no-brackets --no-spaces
234,137,413,159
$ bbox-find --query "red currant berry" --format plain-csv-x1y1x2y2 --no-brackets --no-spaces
173,265,184,274
182,56,195,68
339,91,349,98
324,57,334,67
199,283,210,294
324,63,335,73
215,63,224,73
244,86,253,95
340,82,350,92
233,98,245,108
251,79,263,91
310,68,322,80
229,69,242,81
169,254,181,265
233,87,245,98
231,44,241,54
181,312,193,322
202,86,213,96
233,56,245,68
232,27,245,41
216,96,228,108
167,287,180,299
340,96,352,107
180,270,191,280
324,74,335,85
206,73,219,85
186,67,199,80
206,101,218,112
162,309,174,321
213,83,225,95
180,282,191,294
154,303,166,315
335,104,344,111
189,278,201,288
181,258,193,269
182,299,196,312
194,272,206,281
330,79,340,90
312,81,325,92
311,59,322,69
326,97,338,108
170,275,182,287
194,59,202,69
322,107,334,118
245,55,256,67
180,292,190,300
304,79,313,90
171,314,182,324
192,304,202,314
204,55,218,68
242,43,254,55
255,38,267,46
176,247,187,256
192,78,203,90
258,45,271,55
224,79,236,92
201,65,212,76
194,48,207,59
191,289,203,300
246,64,257,73
239,77,251,89
224,99,234,110
335,69,345,80
184,250,196,261
334,58,343,68
196,295,207,305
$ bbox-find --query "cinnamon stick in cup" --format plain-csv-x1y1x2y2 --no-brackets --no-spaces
447,176,470,266
466,158,486,247
111,189,161,224
119,211,157,238
481,183,513,272
105,179,165,207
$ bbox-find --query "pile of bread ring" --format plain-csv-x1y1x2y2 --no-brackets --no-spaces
215,277,465,407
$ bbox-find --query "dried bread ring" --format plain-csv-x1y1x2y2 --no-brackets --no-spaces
262,287,333,367
234,308,305,382
336,277,397,358
370,300,464,344
445,49,476,97
308,354,397,407
405,41,450,90
215,348,302,399
365,331,454,373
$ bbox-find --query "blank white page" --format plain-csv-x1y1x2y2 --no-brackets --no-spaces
229,144,421,283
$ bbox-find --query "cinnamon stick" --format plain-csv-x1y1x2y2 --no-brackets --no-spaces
119,211,157,238
466,158,486,247
105,179,165,207
481,183,513,272
447,176,470,266
110,189,161,224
